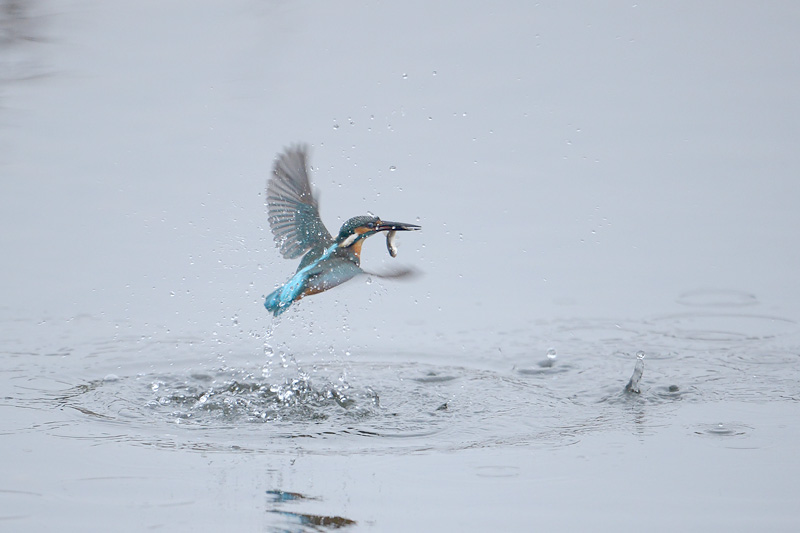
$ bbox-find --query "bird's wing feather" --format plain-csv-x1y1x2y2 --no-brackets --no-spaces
267,145,334,259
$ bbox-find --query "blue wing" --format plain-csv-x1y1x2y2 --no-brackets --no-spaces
267,145,334,259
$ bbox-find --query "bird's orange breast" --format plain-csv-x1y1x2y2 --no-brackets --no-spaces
350,239,364,259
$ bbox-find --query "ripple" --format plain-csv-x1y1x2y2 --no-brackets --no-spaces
514,365,573,376
407,371,458,383
52,362,575,454
13,310,800,456
676,289,758,308
729,348,800,366
653,384,690,400
647,313,797,342
695,422,751,438
475,465,520,478
547,319,647,345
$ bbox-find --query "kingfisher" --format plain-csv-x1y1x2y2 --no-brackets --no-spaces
264,145,421,316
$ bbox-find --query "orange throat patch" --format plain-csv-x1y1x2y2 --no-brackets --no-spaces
349,238,364,259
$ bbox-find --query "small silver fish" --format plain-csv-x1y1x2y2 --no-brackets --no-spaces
386,230,398,257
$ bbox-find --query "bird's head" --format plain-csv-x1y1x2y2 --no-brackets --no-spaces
336,215,420,249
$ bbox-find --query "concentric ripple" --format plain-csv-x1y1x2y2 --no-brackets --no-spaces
52,362,575,454
8,308,799,455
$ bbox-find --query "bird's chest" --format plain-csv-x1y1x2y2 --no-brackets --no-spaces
330,244,361,268
348,240,364,264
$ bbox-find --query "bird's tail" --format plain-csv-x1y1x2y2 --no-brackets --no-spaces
264,271,309,317
264,285,292,316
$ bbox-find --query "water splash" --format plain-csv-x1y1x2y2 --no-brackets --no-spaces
539,348,558,368
20,311,800,455
146,367,380,424
625,351,645,394
51,361,570,453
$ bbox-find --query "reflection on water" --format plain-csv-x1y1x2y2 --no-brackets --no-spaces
268,510,356,531
265,490,356,532
0,0,48,84
266,490,309,503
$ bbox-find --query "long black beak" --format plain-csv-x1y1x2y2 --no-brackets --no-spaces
376,221,421,232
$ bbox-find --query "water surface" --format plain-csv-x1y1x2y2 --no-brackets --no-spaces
2,1,800,531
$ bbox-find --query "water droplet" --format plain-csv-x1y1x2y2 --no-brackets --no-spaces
402,73,408,79
389,165,396,172
537,348,558,368
432,70,437,76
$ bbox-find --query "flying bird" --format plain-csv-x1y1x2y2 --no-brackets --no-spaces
264,145,420,316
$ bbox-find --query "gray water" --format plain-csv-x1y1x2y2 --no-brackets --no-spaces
2,2,800,531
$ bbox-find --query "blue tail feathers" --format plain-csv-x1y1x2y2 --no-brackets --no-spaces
264,269,312,317
264,244,339,317
264,286,290,316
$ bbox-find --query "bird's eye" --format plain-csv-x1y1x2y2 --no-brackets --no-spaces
366,222,375,229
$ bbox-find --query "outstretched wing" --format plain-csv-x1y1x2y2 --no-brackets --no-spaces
267,145,334,259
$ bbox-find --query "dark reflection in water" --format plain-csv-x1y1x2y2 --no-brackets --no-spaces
266,490,356,532
268,510,356,532
1,0,35,45
0,0,48,84
266,490,310,503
